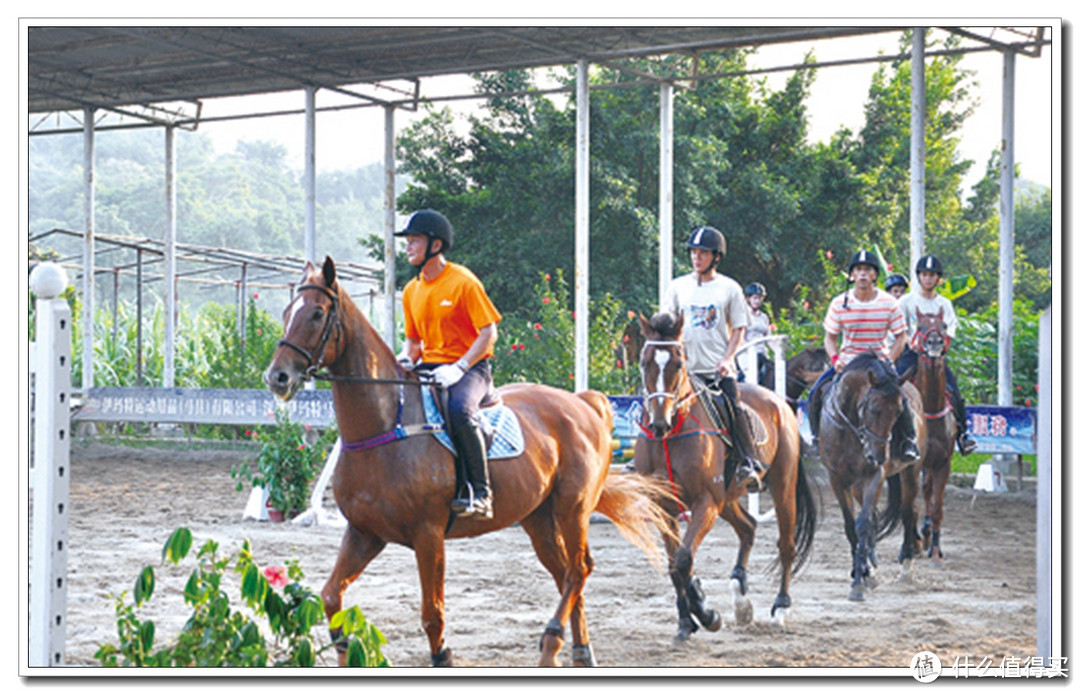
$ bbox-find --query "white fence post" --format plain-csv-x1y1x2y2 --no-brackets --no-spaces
736,335,787,523
29,263,72,668
1036,305,1057,659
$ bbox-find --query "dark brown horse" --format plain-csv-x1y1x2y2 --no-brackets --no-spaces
263,257,674,667
632,312,816,641
817,353,927,600
759,346,829,411
909,309,957,565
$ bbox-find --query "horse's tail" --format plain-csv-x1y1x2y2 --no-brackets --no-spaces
876,472,904,541
790,453,818,576
595,473,677,573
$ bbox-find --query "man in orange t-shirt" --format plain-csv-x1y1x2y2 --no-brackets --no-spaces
394,210,502,520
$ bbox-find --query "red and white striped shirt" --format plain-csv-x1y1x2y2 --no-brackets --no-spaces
823,288,905,368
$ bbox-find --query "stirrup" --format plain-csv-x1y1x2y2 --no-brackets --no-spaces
957,432,978,456
736,458,767,492
900,440,920,463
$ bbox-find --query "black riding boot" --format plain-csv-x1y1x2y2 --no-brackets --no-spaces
731,406,767,492
450,422,493,520
950,389,978,455
893,398,921,463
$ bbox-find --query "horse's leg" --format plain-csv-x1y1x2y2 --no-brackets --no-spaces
412,527,453,666
897,465,921,582
519,507,595,667
671,500,721,642
850,470,885,601
531,504,594,667
764,458,799,626
658,510,697,644
322,526,386,667
927,463,949,564
718,501,756,625
827,474,859,566
920,466,934,552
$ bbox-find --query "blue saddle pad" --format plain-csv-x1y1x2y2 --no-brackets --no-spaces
421,387,525,460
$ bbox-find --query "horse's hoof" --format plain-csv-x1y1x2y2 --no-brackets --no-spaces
431,646,454,667
571,644,597,667
848,587,866,602
700,608,723,632
770,608,790,630
673,619,697,644
865,571,880,591
898,558,914,583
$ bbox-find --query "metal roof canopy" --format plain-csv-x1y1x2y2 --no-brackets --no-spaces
24,23,1050,398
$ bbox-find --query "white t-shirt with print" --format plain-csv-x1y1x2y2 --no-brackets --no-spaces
898,292,958,339
662,272,749,376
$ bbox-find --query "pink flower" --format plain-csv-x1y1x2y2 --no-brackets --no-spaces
542,297,551,304
627,310,636,319
1035,385,1039,392
887,263,893,271
545,273,551,281
616,359,623,368
769,323,778,332
253,293,259,300
263,566,289,589
825,250,833,259
256,329,262,335
534,322,542,330
802,301,810,310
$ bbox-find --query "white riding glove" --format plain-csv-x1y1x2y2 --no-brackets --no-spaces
432,359,469,389
395,350,416,372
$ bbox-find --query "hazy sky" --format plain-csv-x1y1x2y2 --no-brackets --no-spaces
193,27,1056,197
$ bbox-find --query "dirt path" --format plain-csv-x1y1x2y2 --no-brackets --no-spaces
57,442,1037,670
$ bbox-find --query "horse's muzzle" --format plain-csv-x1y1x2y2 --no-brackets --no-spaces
263,364,303,401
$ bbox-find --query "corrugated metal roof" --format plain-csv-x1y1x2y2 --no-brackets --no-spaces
29,25,913,114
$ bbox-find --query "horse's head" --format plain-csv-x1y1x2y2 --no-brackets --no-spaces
835,353,905,467
638,311,687,438
263,256,344,400
913,308,950,360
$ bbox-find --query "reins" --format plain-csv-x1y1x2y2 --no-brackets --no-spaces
280,282,446,451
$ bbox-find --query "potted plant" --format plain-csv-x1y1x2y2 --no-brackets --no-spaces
233,410,334,521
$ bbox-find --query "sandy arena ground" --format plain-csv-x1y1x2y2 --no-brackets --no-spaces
51,441,1038,673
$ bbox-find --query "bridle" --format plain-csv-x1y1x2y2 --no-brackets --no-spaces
275,283,346,379
823,375,893,452
639,340,703,415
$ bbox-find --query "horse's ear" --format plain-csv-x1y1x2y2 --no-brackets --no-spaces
638,312,653,338
323,256,337,287
302,260,316,281
936,307,945,319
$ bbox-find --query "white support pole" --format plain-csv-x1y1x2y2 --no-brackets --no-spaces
29,264,72,667
1035,305,1056,659
997,50,1016,407
164,126,177,387
658,81,674,304
909,28,926,278
574,60,590,391
81,108,95,390
305,87,317,264
383,105,397,346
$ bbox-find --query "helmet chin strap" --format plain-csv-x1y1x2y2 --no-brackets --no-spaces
413,236,443,277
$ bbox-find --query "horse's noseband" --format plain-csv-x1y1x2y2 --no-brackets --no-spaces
277,283,342,377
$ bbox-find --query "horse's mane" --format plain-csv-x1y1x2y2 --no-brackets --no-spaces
649,311,682,340
844,352,901,396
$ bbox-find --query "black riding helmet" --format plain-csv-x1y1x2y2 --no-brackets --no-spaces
847,249,883,277
884,273,909,291
915,254,944,276
686,226,726,272
744,282,767,298
394,209,454,271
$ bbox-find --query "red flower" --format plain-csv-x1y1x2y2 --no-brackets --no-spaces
1025,398,1032,406
542,296,551,304
887,263,893,271
263,566,289,589
253,293,259,300
616,359,623,368
297,444,306,451
545,273,551,281
245,429,253,437
534,322,542,330
1034,385,1039,392
256,329,262,335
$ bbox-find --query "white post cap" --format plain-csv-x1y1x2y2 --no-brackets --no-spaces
30,262,69,299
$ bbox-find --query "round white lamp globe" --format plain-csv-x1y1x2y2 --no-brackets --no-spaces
30,262,69,299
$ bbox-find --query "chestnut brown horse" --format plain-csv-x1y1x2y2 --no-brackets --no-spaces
263,257,674,667
632,312,816,642
817,353,926,600
908,309,957,564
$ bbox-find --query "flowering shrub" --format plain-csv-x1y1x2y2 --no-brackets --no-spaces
232,411,337,519
95,527,390,667
496,270,640,395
